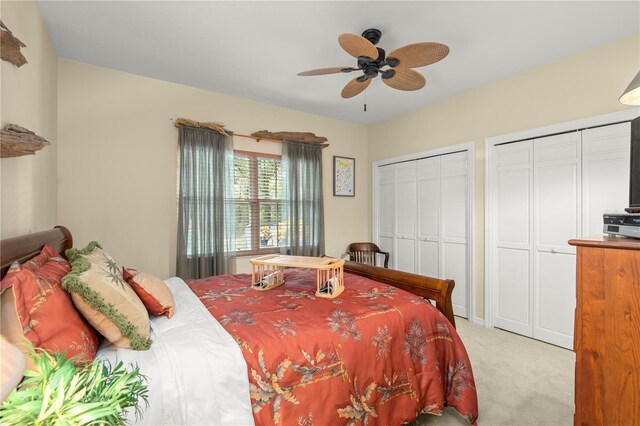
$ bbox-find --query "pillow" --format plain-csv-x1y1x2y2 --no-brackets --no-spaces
0,245,99,368
62,242,151,350
122,267,175,318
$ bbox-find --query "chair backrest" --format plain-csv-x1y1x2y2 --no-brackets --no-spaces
347,242,389,268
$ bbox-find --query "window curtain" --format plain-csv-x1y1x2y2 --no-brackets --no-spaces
176,126,235,278
280,140,325,256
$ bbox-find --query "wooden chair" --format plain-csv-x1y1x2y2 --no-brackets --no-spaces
346,242,390,268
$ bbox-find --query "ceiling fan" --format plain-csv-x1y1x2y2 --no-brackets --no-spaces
298,28,449,99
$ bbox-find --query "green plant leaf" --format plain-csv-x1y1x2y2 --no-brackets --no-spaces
0,351,148,426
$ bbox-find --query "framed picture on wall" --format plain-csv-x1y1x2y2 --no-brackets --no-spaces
333,156,355,197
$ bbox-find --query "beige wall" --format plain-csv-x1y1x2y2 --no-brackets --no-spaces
0,1,58,238
369,33,640,321
57,59,369,277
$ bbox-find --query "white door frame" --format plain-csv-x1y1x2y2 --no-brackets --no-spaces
372,141,477,324
484,108,639,328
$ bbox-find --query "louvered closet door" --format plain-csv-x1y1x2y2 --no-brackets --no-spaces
532,133,580,349
377,165,395,268
582,122,631,236
441,152,469,318
493,141,534,336
394,162,417,273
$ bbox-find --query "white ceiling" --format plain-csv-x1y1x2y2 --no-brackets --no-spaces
38,1,639,125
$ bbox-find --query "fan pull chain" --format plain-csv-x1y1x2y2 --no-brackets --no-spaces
364,90,367,112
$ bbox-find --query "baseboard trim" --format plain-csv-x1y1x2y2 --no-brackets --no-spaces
471,317,485,327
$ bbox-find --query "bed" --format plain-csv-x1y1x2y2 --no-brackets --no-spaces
0,226,478,425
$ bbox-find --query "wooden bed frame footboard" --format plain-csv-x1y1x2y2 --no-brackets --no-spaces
0,227,456,328
344,260,456,328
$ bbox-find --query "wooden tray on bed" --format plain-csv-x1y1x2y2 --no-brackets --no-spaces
0,227,456,328
250,254,345,298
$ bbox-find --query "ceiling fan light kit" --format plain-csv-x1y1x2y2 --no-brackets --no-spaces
298,28,449,99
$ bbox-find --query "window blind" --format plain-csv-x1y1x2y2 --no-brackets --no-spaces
229,152,282,253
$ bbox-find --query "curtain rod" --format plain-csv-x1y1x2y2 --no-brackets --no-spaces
233,133,329,149
171,117,329,148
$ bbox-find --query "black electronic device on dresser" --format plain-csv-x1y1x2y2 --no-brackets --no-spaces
603,213,640,238
627,115,640,213
604,115,640,239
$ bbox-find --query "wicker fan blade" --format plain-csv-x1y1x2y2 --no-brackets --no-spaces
383,68,426,91
298,67,357,76
341,77,371,99
387,42,449,68
338,33,379,59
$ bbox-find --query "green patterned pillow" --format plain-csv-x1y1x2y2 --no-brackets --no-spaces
62,242,151,350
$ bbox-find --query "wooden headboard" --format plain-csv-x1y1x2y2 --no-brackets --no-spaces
0,226,73,278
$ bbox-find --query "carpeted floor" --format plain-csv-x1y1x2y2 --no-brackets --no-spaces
413,319,575,426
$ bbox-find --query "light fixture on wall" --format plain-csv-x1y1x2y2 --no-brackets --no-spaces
619,71,640,106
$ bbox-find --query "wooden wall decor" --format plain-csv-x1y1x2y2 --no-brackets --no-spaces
173,118,229,136
1,124,51,158
250,130,328,145
1,21,27,67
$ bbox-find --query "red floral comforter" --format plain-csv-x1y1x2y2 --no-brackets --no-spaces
187,269,478,425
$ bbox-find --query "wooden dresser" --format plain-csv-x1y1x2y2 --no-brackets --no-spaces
568,235,640,426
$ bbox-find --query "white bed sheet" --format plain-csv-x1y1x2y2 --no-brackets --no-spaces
97,277,254,426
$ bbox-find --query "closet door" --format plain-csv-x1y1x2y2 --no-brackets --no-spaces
490,121,631,349
394,162,417,273
582,122,631,236
377,165,396,268
441,152,469,318
532,133,580,349
417,157,440,278
493,141,533,337
417,152,469,318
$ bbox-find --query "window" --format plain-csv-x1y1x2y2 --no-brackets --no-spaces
229,150,283,254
